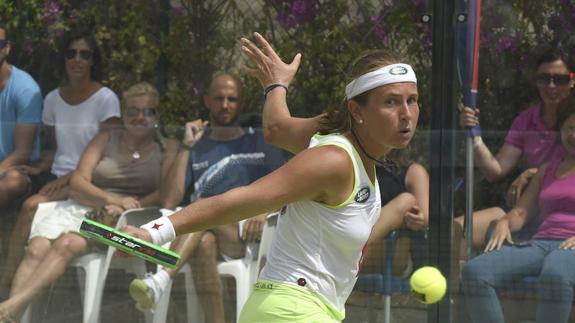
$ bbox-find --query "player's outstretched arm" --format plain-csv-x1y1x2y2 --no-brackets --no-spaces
124,144,353,245
241,32,323,154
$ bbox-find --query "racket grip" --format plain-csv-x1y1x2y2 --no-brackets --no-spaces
80,219,180,269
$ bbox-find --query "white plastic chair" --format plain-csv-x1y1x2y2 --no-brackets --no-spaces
100,207,170,323
22,207,166,323
153,211,278,323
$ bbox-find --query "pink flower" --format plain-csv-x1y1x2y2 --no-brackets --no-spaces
495,35,519,54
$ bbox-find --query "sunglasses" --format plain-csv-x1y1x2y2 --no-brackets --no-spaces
535,73,572,87
125,107,157,118
0,40,7,50
64,49,93,60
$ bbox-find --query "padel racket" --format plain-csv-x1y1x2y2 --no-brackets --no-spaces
79,219,180,269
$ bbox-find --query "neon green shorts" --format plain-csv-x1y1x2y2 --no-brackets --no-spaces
239,279,344,323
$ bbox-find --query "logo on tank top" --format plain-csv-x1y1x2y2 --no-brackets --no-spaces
355,186,370,203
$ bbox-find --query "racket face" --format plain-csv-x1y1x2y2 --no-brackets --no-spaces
80,219,179,269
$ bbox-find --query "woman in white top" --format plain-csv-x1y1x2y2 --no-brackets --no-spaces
0,27,120,297
124,32,420,322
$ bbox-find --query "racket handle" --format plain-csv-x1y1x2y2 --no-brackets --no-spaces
80,219,180,269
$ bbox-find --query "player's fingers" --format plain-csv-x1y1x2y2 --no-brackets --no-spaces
240,45,261,68
240,37,266,63
289,53,302,71
254,32,281,60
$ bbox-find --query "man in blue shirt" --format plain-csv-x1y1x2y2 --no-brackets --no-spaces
0,25,43,209
129,73,285,322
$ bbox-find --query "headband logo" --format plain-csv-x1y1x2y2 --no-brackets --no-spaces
389,66,408,75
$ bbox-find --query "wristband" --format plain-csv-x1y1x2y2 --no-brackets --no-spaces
264,83,288,98
141,216,176,246
468,124,482,138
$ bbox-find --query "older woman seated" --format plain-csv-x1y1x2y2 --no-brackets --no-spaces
0,82,177,322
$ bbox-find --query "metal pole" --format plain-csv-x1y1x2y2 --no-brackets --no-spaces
429,0,458,322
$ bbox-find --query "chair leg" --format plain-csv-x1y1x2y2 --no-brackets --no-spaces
80,257,105,323
384,294,391,323
234,275,250,323
21,306,32,323
153,281,172,323
184,267,204,323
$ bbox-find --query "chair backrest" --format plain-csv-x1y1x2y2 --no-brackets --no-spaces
254,212,278,276
116,207,164,229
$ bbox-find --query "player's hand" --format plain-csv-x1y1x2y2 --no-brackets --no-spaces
560,236,575,250
459,107,480,128
506,168,537,207
404,205,427,231
242,213,266,242
183,119,209,148
117,225,153,257
484,218,513,252
241,32,301,89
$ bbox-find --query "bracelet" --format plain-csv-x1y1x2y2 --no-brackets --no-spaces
264,83,288,98
140,216,176,246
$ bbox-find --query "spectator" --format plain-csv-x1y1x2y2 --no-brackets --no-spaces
454,47,574,254
462,92,575,323
124,32,420,323
0,24,43,210
128,73,285,323
361,149,429,275
0,82,177,322
0,27,121,298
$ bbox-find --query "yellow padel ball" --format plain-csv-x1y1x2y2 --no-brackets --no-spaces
410,266,447,304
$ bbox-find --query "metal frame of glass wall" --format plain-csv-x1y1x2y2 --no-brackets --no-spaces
429,1,458,322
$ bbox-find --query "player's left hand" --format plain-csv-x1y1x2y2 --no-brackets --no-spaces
242,213,267,242
241,32,301,89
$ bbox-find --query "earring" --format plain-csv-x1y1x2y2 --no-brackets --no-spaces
358,119,363,124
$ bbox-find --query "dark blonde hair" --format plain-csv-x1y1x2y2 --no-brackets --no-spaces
122,81,160,110
317,50,405,134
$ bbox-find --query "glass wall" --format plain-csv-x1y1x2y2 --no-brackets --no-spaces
0,1,573,322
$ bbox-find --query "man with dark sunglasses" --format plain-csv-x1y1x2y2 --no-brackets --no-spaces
0,25,43,211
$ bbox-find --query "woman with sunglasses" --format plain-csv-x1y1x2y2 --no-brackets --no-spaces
454,47,574,257
0,82,177,322
463,93,575,323
0,27,121,298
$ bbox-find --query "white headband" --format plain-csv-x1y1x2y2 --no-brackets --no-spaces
345,63,417,99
